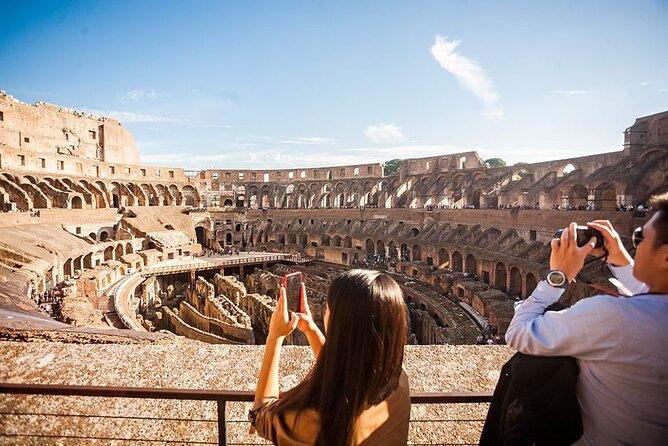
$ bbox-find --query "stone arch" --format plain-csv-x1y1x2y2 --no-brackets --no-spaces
412,244,422,261
89,232,97,240
83,253,93,269
376,240,385,256
509,267,522,296
437,248,449,267
321,234,331,246
115,244,124,259
451,251,463,272
288,233,297,245
526,272,538,297
567,184,589,208
366,239,375,256
64,258,73,277
465,253,477,275
104,246,114,261
298,233,307,247
494,262,507,289
99,231,109,241
557,163,577,178
343,235,352,248
410,228,420,237
126,242,134,254
593,182,617,210
70,196,83,209
333,235,342,247
400,243,410,260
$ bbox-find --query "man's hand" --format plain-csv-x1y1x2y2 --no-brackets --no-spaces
551,222,597,282
586,220,633,267
268,287,298,339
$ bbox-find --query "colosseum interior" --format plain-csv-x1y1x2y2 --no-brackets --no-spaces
1,89,666,444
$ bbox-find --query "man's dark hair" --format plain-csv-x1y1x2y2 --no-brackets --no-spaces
650,191,668,243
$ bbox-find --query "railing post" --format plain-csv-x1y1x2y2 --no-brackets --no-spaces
217,399,227,446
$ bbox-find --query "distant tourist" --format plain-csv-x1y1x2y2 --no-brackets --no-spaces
505,191,668,445
250,269,410,445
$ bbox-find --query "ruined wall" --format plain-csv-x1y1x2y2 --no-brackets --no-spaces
161,306,233,344
0,91,139,165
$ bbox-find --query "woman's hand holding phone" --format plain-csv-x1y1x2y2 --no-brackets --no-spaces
268,287,298,339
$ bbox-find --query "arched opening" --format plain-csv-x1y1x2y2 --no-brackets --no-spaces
412,244,422,261
278,234,286,245
125,243,133,254
465,254,477,275
410,228,420,237
104,246,114,261
333,235,342,247
195,227,207,247
112,194,120,208
287,233,297,244
223,199,233,207
494,262,507,290
298,234,307,247
437,248,449,268
64,258,73,277
558,163,577,177
594,182,617,210
509,267,522,296
400,243,410,261
226,233,233,245
99,231,108,241
451,251,463,272
89,233,97,241
71,196,83,209
343,236,352,248
115,244,124,260
376,240,385,257
526,273,538,297
185,195,196,207
366,239,375,256
83,253,93,269
321,234,331,246
567,184,589,209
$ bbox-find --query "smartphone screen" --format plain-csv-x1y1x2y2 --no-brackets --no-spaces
283,272,302,313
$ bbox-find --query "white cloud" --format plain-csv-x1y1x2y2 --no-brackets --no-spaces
279,137,334,145
120,89,162,102
552,89,589,96
81,108,187,123
659,88,668,93
640,81,652,86
364,124,406,144
430,36,503,119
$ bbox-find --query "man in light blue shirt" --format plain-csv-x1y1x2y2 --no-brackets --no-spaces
505,192,668,445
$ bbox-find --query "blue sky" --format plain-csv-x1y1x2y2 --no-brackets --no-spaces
1,0,667,169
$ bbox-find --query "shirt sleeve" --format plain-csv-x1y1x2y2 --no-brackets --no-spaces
250,398,280,442
608,263,648,295
505,281,622,360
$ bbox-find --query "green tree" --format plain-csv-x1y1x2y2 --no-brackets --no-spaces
485,158,507,168
383,159,403,176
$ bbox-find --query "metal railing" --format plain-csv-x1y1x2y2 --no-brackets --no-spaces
0,383,492,445
140,254,300,277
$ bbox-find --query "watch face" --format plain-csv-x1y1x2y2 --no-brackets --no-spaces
547,271,566,287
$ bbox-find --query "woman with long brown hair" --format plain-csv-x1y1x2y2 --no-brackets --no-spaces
250,269,410,445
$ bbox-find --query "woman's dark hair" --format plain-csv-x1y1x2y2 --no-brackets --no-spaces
274,269,407,446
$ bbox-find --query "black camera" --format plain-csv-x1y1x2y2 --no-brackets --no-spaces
554,225,604,249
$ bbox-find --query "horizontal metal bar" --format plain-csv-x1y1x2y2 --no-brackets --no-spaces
0,434,216,444
0,412,215,423
0,383,493,404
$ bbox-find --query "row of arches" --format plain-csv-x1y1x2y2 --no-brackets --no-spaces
0,172,201,211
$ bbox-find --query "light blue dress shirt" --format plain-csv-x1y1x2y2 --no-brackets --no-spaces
505,264,668,446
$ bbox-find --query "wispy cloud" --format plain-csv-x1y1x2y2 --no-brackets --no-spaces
659,88,668,93
81,108,187,123
640,81,652,86
431,36,503,119
278,137,334,145
552,89,589,96
120,89,162,102
364,124,406,144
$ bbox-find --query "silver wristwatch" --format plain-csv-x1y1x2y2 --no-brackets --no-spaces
546,270,567,288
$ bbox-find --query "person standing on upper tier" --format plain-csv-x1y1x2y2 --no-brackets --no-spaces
505,192,668,445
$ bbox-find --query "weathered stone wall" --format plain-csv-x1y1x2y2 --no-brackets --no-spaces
161,306,233,344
